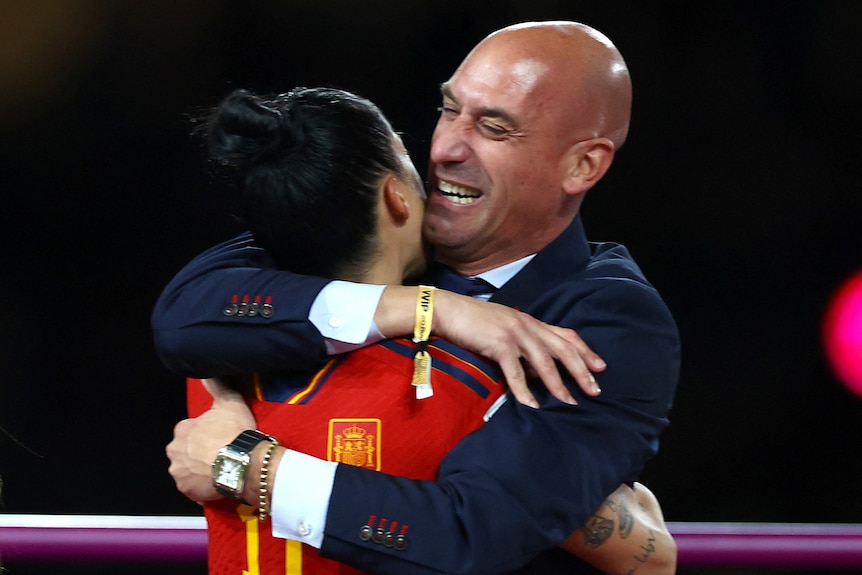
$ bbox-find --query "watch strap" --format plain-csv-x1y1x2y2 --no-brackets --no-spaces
230,429,272,454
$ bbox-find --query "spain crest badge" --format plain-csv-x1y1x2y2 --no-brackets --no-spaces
328,419,380,470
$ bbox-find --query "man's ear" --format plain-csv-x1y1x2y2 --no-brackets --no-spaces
382,174,410,225
562,137,615,196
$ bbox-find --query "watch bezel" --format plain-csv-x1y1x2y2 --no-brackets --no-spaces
212,444,252,496
211,430,274,501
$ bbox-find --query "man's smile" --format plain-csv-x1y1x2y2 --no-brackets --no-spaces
438,180,482,205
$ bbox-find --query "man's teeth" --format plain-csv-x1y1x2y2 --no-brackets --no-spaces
439,181,480,204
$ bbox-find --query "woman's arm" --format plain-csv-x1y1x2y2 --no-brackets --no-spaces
561,482,677,575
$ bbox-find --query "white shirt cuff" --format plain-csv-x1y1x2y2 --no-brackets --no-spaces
309,281,386,353
270,449,337,549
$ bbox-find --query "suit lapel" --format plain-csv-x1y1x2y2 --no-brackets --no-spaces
491,215,592,310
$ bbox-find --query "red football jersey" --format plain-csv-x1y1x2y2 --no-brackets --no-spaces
188,337,503,575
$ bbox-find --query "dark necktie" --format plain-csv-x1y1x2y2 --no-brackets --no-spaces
431,266,496,297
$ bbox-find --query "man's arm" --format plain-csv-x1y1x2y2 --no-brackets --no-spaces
151,232,331,376
320,396,663,574
167,384,675,575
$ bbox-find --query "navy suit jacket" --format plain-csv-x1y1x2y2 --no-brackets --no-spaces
152,216,680,574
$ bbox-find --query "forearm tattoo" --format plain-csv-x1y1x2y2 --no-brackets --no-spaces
582,495,635,547
606,496,634,538
622,528,659,575
581,513,615,547
580,494,661,575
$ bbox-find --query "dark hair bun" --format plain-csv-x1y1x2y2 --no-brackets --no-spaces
206,89,295,170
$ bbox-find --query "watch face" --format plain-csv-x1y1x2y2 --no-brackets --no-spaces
213,448,250,494
215,458,243,490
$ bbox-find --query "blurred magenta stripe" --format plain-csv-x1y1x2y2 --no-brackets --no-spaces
2,516,861,567
0,515,207,562
669,521,862,568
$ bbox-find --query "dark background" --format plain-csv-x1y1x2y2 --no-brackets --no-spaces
1,2,860,574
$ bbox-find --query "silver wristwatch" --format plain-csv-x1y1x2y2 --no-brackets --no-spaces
212,429,273,501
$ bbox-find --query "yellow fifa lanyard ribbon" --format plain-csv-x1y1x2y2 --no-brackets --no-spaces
412,286,435,399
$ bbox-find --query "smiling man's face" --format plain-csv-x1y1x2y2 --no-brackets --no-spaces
422,38,581,274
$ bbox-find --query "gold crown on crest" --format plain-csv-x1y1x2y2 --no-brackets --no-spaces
341,425,368,440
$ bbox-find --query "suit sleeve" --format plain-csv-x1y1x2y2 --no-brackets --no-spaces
318,280,681,575
150,232,331,377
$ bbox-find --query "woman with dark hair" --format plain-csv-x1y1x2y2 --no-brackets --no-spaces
169,86,675,575
204,86,427,281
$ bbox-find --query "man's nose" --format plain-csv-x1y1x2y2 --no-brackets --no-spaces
430,120,470,165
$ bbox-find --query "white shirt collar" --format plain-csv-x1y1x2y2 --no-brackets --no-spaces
473,254,536,290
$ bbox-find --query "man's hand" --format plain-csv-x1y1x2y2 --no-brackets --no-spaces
431,290,606,408
166,378,257,502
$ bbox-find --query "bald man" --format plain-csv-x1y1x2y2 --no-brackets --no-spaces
157,21,679,574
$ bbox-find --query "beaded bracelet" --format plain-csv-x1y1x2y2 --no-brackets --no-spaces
258,438,280,522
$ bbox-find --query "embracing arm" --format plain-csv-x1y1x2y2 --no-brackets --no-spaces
170,388,672,574
318,398,662,574
376,286,604,405
151,232,331,376
153,234,605,400
167,382,675,575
